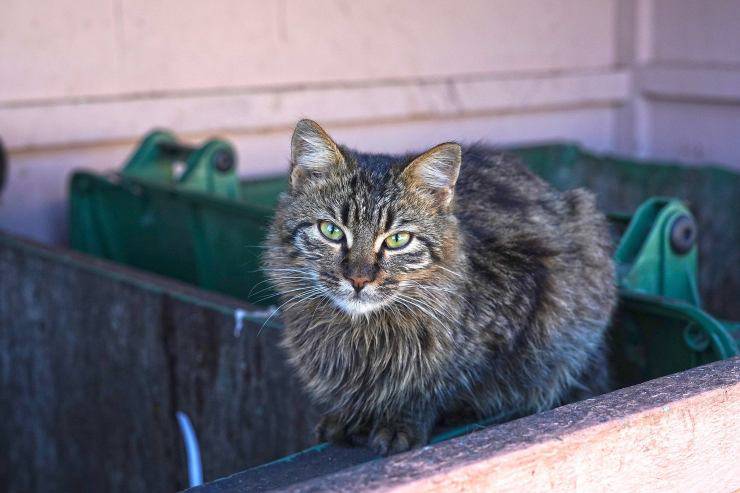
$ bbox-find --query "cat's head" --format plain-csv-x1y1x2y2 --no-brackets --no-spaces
265,119,463,317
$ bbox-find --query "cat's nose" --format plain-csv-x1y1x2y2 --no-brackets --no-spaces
347,275,371,292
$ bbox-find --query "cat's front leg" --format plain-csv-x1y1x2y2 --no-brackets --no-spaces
316,411,370,446
368,406,437,456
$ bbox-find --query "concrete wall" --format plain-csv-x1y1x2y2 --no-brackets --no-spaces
635,0,740,164
0,0,737,244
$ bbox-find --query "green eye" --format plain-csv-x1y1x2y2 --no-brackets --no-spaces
385,231,412,249
319,221,344,241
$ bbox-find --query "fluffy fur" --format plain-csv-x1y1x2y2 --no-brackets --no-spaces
264,120,616,455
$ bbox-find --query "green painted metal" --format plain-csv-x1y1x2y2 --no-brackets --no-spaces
615,198,700,304
70,131,285,305
122,130,241,200
612,290,739,385
69,132,739,385
608,197,738,384
70,171,285,305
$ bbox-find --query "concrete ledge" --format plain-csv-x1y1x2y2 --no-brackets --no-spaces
190,356,740,492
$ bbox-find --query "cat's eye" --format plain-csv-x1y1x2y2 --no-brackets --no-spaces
385,231,412,249
318,221,344,241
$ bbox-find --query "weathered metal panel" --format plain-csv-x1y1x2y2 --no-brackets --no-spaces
0,232,317,492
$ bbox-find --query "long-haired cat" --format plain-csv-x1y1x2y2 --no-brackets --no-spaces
264,120,616,455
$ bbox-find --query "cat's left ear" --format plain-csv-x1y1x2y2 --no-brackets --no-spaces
402,143,462,208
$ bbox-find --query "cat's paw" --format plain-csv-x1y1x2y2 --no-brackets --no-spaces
315,413,368,446
315,413,347,442
369,421,428,456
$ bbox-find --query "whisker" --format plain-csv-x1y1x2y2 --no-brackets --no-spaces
247,275,311,296
436,265,465,279
251,284,318,304
257,288,327,335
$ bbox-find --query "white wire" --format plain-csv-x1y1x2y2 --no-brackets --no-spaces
176,411,203,487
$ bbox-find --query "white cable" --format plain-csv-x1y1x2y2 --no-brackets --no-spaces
176,411,203,487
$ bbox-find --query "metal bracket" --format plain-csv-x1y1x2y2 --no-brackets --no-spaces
615,197,700,305
614,197,738,376
121,130,240,200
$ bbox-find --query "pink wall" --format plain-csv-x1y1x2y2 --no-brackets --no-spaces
0,0,738,244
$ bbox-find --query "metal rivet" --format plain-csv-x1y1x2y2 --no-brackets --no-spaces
670,214,696,255
212,149,234,173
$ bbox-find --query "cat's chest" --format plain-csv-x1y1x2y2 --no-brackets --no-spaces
285,315,450,382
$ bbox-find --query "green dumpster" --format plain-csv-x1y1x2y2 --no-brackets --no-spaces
69,130,739,386
70,131,286,305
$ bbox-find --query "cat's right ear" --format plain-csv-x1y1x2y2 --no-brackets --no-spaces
290,119,345,188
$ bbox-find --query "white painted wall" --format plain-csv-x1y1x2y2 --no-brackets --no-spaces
0,0,737,244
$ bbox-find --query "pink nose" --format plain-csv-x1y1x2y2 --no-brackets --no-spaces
348,276,371,292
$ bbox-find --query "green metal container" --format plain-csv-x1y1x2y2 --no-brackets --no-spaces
70,131,286,304
69,131,739,385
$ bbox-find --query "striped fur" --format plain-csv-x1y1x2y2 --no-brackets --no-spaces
263,120,616,455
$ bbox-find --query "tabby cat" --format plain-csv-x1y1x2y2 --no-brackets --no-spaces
264,119,616,455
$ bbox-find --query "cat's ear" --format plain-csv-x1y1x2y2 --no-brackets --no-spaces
402,143,462,208
290,119,345,187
